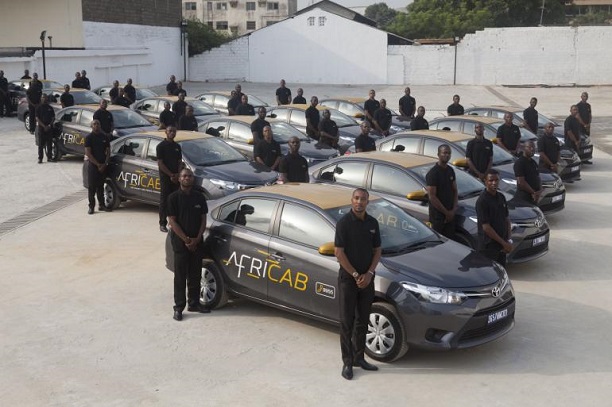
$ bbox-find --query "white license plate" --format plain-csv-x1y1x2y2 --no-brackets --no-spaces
583,147,592,153
552,194,564,203
571,165,580,172
532,235,547,246
488,309,508,324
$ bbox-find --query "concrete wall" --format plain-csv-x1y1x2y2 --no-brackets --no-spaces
82,0,181,27
188,36,250,82
388,44,455,85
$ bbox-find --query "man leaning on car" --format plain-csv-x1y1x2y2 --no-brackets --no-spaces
157,126,183,233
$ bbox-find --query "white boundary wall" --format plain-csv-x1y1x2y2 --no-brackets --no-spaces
188,37,250,82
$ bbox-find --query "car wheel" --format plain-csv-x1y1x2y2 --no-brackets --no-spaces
200,261,228,309
454,232,475,249
51,138,63,161
103,180,121,210
24,112,33,132
365,302,408,362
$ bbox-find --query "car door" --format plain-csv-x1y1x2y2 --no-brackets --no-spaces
268,201,339,320
211,197,278,299
227,121,255,158
135,99,160,125
57,108,83,155
110,136,149,200
139,137,163,204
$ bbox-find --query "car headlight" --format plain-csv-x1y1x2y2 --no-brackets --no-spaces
401,282,467,305
210,179,243,190
339,135,353,143
501,178,517,186
305,156,315,164
469,216,478,223
493,262,510,291
112,129,118,137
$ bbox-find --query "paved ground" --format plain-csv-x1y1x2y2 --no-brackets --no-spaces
1,84,612,406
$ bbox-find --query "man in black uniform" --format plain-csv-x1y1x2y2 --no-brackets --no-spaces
109,80,120,104
0,70,10,117
373,98,392,136
235,94,255,115
27,72,43,134
250,107,270,143
426,144,458,240
254,126,281,170
60,84,74,108
576,91,591,136
178,105,198,131
475,170,512,266
157,126,183,232
166,75,178,96
523,97,538,134
72,71,84,89
113,88,131,108
175,81,186,97
447,94,464,116
292,88,306,104
172,93,188,122
275,79,291,105
564,105,582,154
279,136,308,183
363,89,379,124
354,122,375,152
497,112,522,156
335,188,381,380
84,120,111,214
80,70,91,90
410,106,429,130
466,123,493,181
318,109,339,148
398,86,416,119
167,168,210,321
513,141,541,205
537,122,560,173
35,94,56,163
228,84,244,115
123,78,136,104
159,101,177,129
93,100,114,136
305,96,320,140
21,69,32,80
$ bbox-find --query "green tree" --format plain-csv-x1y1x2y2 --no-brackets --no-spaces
186,19,231,56
365,3,398,29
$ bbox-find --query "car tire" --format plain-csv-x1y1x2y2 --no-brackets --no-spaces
51,138,63,161
365,302,408,362
103,180,121,210
454,232,476,249
24,112,33,133
200,261,228,309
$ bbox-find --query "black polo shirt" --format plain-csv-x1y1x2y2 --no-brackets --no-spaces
113,96,131,108
159,110,177,128
84,132,110,163
71,79,85,89
465,137,493,174
156,139,182,175
123,84,136,103
496,123,521,151
250,118,270,143
235,103,255,116
81,77,91,90
319,117,338,137
577,101,591,124
410,116,429,131
166,81,178,95
476,190,509,247
523,107,538,134
292,96,306,104
227,94,243,114
254,139,281,168
35,103,55,126
354,134,376,152
60,92,74,107
513,155,541,197
364,99,380,119
0,77,7,93
93,108,114,134
178,115,198,131
279,153,309,182
537,134,560,169
109,87,119,102
447,103,464,116
167,188,208,238
335,210,381,278
564,115,581,145
27,80,43,104
276,87,291,105
373,107,392,131
305,106,320,137
172,100,187,119
425,163,456,220
399,95,416,117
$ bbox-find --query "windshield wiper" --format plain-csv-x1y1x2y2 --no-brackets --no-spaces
384,239,443,255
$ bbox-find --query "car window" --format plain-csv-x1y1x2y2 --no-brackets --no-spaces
180,137,246,165
467,108,489,116
215,95,229,109
198,94,213,104
228,122,252,142
202,120,228,138
462,121,476,136
270,108,288,121
483,125,498,139
434,120,461,132
218,200,241,223
391,137,420,154
371,164,422,195
231,198,276,233
146,138,160,161
79,110,94,127
289,109,307,127
423,139,464,160
279,203,334,248
490,110,505,119
321,100,338,109
338,102,363,117
138,99,158,112
111,109,152,128
135,88,157,100
378,139,394,151
333,161,368,186
60,108,79,123
115,137,147,157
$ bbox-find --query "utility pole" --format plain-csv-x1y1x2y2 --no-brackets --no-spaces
539,0,546,26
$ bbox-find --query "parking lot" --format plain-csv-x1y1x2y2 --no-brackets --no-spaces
1,83,612,406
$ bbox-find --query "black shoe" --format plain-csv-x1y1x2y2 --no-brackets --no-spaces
583,160,593,165
88,207,94,215
160,225,168,233
341,364,353,380
188,305,211,313
173,310,183,321
354,359,379,371
38,158,42,164
98,206,112,212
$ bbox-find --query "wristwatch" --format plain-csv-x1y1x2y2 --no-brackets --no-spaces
352,272,359,278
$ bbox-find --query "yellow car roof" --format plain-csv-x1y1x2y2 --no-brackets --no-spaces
132,130,212,142
400,130,472,142
446,115,504,124
349,151,437,168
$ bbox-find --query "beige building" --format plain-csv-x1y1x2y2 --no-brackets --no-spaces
183,0,297,35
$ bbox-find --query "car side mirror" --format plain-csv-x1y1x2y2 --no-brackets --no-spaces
247,138,254,145
354,113,365,119
491,138,499,144
318,242,335,256
407,190,428,202
392,145,405,152
268,113,277,119
452,158,468,168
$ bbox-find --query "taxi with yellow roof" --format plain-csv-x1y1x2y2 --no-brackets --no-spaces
195,91,269,115
309,151,550,264
319,96,412,133
131,95,218,126
165,182,516,362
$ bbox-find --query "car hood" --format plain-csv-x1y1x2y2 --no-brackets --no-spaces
462,192,544,223
194,160,277,184
380,240,501,288
115,125,158,136
295,141,339,159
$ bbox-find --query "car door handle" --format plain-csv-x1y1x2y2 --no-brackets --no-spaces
141,169,151,174
270,253,285,261
214,236,227,242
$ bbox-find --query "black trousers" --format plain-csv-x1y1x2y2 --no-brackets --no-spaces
431,217,456,241
159,175,179,226
28,104,36,133
37,127,53,160
479,242,507,266
87,162,105,208
338,275,375,365
0,93,11,116
173,246,202,311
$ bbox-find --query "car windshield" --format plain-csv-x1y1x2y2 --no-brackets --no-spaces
538,113,560,127
327,109,359,128
412,164,484,200
136,88,158,99
188,100,217,116
72,91,103,105
111,109,153,128
270,122,309,143
247,94,268,107
43,81,64,89
326,199,438,255
456,139,515,166
180,137,247,166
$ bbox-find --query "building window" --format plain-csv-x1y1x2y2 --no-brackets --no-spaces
207,21,214,28
185,2,197,10
217,2,228,10
246,2,256,10
267,2,279,10
266,21,277,26
307,17,315,26
207,2,213,11
319,16,326,26
246,21,256,30
216,21,229,30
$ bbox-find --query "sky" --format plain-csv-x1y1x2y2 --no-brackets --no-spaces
297,0,413,11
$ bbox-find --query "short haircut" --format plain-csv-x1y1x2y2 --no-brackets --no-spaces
485,169,499,178
438,144,451,154
353,187,369,198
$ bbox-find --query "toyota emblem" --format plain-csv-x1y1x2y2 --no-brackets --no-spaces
534,218,544,228
491,286,501,297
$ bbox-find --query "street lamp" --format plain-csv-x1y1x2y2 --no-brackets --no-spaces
40,30,47,79
453,36,460,85
180,19,188,81
48,35,53,49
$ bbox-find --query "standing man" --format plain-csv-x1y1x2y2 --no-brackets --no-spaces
250,107,270,144
172,92,188,122
26,72,43,134
254,126,281,171
279,136,309,183
80,70,91,90
157,126,183,233
465,123,493,181
410,106,429,130
334,188,381,380
235,94,255,115
426,144,458,240
123,78,136,104
537,122,560,173
305,96,320,140
227,84,244,115
373,99,392,136
318,109,339,148
60,84,74,108
84,120,111,214
0,70,10,117
513,141,541,205
354,121,375,153
292,88,306,104
564,105,582,154
166,75,178,96
398,86,416,119
21,69,32,79
447,94,464,116
275,79,292,105
167,168,210,321
93,99,114,137
178,105,198,131
159,101,177,129
523,97,539,135
72,71,83,89
175,81,186,97
35,94,55,163
363,89,379,124
496,112,521,156
109,80,120,104
475,170,512,266
576,91,591,136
